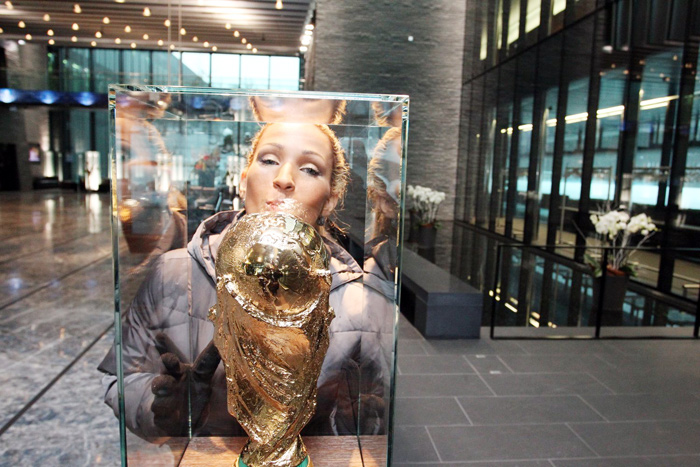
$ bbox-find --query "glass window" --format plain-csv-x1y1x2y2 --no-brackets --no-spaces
241,55,270,89
66,48,90,92
507,0,521,46
181,52,211,86
525,0,541,33
269,56,300,90
152,51,172,85
93,49,120,93
211,53,240,88
123,50,151,85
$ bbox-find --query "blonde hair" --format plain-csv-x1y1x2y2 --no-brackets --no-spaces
245,123,349,204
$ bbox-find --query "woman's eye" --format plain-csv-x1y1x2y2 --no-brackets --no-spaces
259,156,278,165
301,166,321,177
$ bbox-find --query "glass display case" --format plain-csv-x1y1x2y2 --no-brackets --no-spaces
103,85,409,466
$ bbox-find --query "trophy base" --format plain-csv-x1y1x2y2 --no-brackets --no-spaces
236,455,313,467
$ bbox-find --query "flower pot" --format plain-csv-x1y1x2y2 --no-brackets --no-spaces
407,209,420,243
591,271,629,326
417,223,437,249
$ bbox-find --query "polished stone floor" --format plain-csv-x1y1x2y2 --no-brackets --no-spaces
0,189,699,466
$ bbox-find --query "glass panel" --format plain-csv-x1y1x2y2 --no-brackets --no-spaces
269,56,300,90
181,52,211,86
507,0,521,46
108,86,407,465
211,53,240,88
93,49,120,93
241,55,270,89
525,0,541,33
123,50,151,85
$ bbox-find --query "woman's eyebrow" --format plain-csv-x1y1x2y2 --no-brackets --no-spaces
259,142,283,150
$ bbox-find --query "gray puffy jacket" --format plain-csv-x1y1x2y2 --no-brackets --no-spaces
98,211,389,440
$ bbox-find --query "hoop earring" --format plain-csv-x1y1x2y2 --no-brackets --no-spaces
316,216,326,226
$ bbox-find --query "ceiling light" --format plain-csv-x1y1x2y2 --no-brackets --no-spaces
91,40,96,46
0,28,3,34
276,0,283,9
225,23,231,30
103,17,110,24
180,27,186,35
300,36,311,45
72,23,80,31
241,38,246,44
305,24,314,31
143,33,149,40
95,31,102,38
234,30,240,37
5,1,13,10
43,14,50,21
143,7,151,17
252,47,257,53
25,33,32,40
71,36,78,42
18,40,25,45
246,43,252,49
115,0,125,3
74,4,81,14
212,46,217,51
304,30,313,36
124,25,131,33
49,39,55,45
47,29,54,36
130,42,136,48
164,19,171,27
192,36,198,42
169,44,175,50
115,37,121,44
157,39,163,46
299,45,308,53
18,21,25,28
203,41,209,47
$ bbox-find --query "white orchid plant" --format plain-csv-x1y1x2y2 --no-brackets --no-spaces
407,184,446,226
586,208,658,277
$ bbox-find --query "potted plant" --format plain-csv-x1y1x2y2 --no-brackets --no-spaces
406,184,446,250
585,208,658,325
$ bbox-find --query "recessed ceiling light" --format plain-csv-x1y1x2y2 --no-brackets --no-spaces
5,1,13,10
25,33,32,40
225,23,231,30
72,23,80,31
91,40,96,46
276,0,283,9
305,24,314,31
164,19,171,27
212,46,217,51
299,45,308,52
304,30,313,36
203,41,209,47
18,21,25,28
0,28,3,34
246,43,252,49
252,48,258,53
115,37,121,44
18,39,25,45
43,14,51,21
130,42,136,48
71,36,78,42
169,44,175,50
157,39,163,46
48,39,55,45
47,29,54,36
192,36,198,42
115,0,125,3
233,30,240,37
73,4,81,14
95,31,102,38
180,27,186,35
143,33,149,40
124,25,131,33
103,17,110,24
143,7,151,17
241,38,246,44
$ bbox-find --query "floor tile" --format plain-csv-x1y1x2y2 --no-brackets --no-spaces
394,397,470,426
458,396,604,425
428,424,595,461
498,354,613,374
421,338,525,356
391,426,440,463
398,355,475,375
568,420,700,456
465,355,513,375
396,374,493,397
552,455,700,467
397,339,429,356
580,394,700,421
482,373,613,396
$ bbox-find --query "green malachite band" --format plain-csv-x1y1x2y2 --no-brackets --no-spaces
238,457,309,467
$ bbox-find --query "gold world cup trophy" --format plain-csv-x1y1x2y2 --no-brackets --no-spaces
209,211,335,467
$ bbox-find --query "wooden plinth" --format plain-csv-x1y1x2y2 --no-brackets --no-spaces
178,436,387,467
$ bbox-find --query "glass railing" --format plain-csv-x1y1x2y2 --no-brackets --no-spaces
489,244,700,339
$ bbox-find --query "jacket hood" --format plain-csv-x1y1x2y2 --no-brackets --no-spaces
187,210,362,291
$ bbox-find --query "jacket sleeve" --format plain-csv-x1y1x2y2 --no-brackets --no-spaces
97,251,192,441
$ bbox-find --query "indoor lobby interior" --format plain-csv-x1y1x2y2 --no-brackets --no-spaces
2,0,700,466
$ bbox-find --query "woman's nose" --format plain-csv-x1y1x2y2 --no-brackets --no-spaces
273,163,295,191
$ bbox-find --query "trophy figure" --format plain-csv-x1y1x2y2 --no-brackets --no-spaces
209,211,335,467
